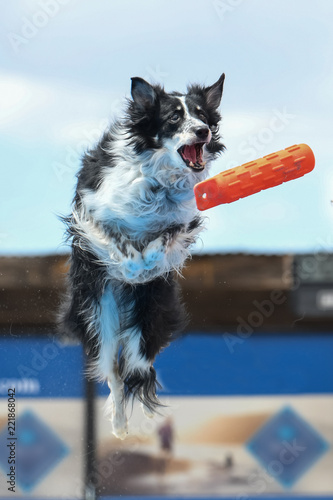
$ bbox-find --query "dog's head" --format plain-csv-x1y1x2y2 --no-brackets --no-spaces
126,75,225,185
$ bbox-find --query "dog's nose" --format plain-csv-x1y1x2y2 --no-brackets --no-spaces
195,127,209,141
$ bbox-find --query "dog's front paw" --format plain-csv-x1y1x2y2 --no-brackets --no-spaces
143,239,165,270
117,248,145,280
122,258,144,279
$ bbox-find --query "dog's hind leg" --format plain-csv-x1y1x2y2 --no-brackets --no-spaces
102,344,128,439
96,285,128,439
119,328,161,418
107,363,128,440
140,368,160,419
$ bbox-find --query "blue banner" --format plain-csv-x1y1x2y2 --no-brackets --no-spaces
98,332,333,396
0,337,84,398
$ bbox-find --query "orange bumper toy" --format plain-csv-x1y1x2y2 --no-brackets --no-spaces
194,144,315,211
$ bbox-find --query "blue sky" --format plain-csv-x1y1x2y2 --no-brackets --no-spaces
1,0,333,255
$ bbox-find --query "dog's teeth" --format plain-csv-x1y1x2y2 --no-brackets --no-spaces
189,161,194,167
201,162,206,166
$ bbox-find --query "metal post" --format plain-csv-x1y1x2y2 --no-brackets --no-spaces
84,356,96,500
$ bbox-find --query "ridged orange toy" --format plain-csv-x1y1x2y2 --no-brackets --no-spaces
194,144,315,211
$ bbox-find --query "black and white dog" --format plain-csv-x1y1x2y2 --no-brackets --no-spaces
59,74,225,438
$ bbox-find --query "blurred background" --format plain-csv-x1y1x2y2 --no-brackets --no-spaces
0,1,333,499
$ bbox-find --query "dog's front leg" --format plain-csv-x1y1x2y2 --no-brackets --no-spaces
142,235,169,270
108,238,146,281
107,369,128,440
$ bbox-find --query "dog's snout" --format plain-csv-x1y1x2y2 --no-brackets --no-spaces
195,127,209,141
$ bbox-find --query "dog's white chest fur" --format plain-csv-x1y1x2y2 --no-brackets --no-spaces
74,137,205,284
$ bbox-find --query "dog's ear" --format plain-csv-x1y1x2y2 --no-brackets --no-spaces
131,77,157,110
205,73,225,109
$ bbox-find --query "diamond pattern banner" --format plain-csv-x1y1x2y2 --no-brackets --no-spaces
247,406,329,488
0,410,69,492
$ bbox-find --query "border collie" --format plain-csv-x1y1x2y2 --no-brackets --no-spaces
59,74,225,438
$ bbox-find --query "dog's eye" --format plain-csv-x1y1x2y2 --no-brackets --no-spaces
199,112,208,124
169,112,181,123
210,124,219,133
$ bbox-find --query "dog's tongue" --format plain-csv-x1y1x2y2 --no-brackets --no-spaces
182,145,197,163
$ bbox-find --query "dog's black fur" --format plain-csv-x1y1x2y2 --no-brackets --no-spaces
59,75,225,438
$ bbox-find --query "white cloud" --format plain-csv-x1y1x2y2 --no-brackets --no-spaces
0,74,51,127
0,72,123,145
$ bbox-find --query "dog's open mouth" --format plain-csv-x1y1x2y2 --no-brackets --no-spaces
177,143,206,172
